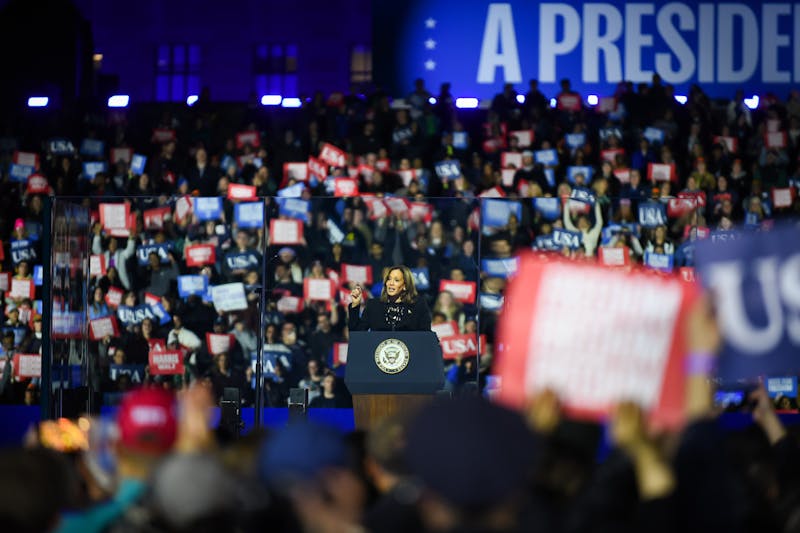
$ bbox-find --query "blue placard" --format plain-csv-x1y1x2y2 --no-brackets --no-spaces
543,168,555,188
452,131,468,149
599,127,623,141
643,127,665,144
80,139,105,157
410,267,430,290
481,199,522,227
149,302,171,326
375,1,799,101
479,293,504,311
277,182,305,198
33,265,43,286
224,251,261,272
11,239,37,264
638,202,667,228
221,155,236,172
766,376,797,399
130,154,147,175
643,252,674,272
567,166,594,184
481,257,519,278
434,160,461,180
35,300,42,315
277,197,310,223
534,149,558,166
136,243,172,266
83,161,108,180
710,230,742,244
532,197,560,221
109,364,146,384
177,275,209,298
117,304,158,326
569,187,596,206
552,228,582,250
565,133,587,149
234,202,264,229
9,164,34,183
48,138,76,156
695,225,800,381
194,197,223,221
534,235,558,251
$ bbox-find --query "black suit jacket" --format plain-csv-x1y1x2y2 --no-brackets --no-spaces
348,298,431,332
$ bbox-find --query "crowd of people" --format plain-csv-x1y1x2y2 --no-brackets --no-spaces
1,76,800,413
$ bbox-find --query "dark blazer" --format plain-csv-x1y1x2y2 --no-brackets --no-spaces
348,298,432,332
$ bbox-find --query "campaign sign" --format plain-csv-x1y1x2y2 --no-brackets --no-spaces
638,202,667,228
80,139,105,158
269,219,303,245
11,239,37,264
177,275,208,298
277,295,304,314
509,129,534,148
149,302,171,326
49,139,76,156
13,151,38,167
109,365,146,384
206,333,235,355
333,343,348,366
33,265,43,286
532,197,560,221
570,187,596,206
647,163,676,182
410,267,430,290
185,244,216,267
89,315,120,341
567,166,593,184
143,206,171,231
482,199,522,227
534,149,558,165
234,202,264,229
304,278,334,301
117,305,158,326
534,235,558,251
227,183,257,200
283,162,309,182
319,143,347,168
480,292,504,311
695,225,800,381
772,187,795,209
564,133,586,149
481,257,520,279
552,228,582,250
277,197,310,223
9,279,34,300
110,147,133,165
434,160,461,179
173,196,193,224
501,152,523,169
308,156,328,181
643,127,665,144
333,178,359,197
211,283,249,312
99,203,130,235
598,246,630,267
136,243,171,266
13,354,41,378
277,182,306,198
130,154,147,175
236,130,260,149
193,197,223,221
440,334,484,360
439,280,477,304
149,350,185,375
224,251,260,272
766,376,798,412
83,161,108,180
431,320,459,340
105,287,124,308
496,255,695,428
342,264,373,285
644,252,674,273
9,164,34,183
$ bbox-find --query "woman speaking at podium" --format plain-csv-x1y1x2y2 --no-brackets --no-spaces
349,265,431,331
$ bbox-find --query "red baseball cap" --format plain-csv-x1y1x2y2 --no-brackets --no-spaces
117,388,177,454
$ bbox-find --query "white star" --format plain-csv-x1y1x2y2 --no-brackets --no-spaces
424,38,436,50
425,17,437,29
424,59,436,71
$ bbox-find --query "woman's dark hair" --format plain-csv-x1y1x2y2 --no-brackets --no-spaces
379,265,418,304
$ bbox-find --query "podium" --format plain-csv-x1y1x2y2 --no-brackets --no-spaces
345,331,444,430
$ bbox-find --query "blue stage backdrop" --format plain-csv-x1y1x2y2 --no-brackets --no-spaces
374,0,800,100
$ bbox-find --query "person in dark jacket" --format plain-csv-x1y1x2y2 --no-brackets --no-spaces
348,265,431,332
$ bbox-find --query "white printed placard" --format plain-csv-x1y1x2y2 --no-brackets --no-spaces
14,354,41,378
89,316,120,341
431,320,458,340
342,264,373,285
277,295,303,314
438,280,477,304
269,219,303,245
304,278,334,301
509,130,534,148
99,203,130,234
211,283,249,312
90,254,106,277
501,152,523,169
9,279,34,300
206,333,234,355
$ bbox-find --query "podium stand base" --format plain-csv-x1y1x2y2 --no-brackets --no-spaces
352,394,433,431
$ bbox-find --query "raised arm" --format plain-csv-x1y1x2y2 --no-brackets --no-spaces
563,202,578,232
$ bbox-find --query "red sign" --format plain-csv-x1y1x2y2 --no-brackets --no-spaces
105,287,124,308
600,148,625,163
283,162,309,183
9,279,34,300
308,156,328,181
363,196,388,220
277,295,303,314
206,333,235,355
772,187,795,208
495,255,696,430
13,151,39,167
557,93,581,111
227,183,257,201
647,162,677,182
764,131,788,149
235,130,260,149
89,254,106,277
13,354,41,378
99,203,131,236
341,264,373,285
304,278,334,301
89,315,120,341
333,178,359,197
319,143,347,168
508,129,534,148
409,202,433,223
148,338,167,353
149,350,185,375
597,246,630,267
667,198,698,218
152,129,176,143
143,206,171,231
26,174,51,195
269,219,303,245
185,244,216,267
440,334,485,360
439,280,477,304
333,342,348,365
679,267,696,283
431,320,459,340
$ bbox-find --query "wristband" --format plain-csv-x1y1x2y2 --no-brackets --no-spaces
686,352,717,376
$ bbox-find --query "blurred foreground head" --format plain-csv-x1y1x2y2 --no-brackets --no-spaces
404,397,538,528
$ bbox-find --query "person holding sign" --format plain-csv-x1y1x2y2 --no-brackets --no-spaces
349,266,431,331
563,199,604,256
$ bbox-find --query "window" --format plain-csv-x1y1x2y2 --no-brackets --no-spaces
254,44,298,97
155,44,200,102
350,45,372,84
